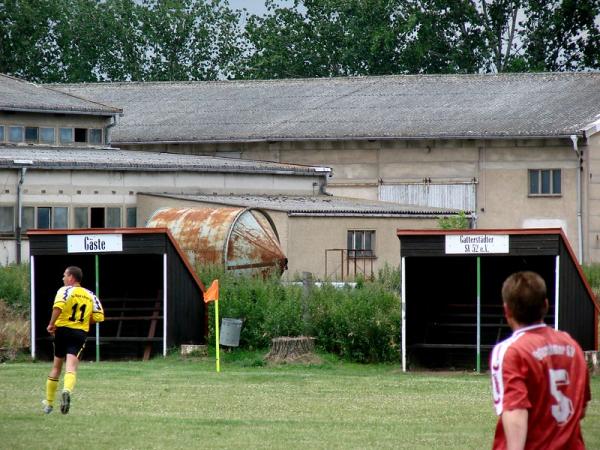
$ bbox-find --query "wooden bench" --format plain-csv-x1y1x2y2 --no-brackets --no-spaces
98,293,163,360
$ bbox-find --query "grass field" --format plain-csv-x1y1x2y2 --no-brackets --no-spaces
0,353,598,450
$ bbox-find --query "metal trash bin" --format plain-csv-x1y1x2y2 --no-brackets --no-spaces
220,318,243,347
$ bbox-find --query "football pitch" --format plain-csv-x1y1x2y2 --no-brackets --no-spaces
1,354,598,449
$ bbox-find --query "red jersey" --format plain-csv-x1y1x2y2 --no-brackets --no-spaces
490,324,591,450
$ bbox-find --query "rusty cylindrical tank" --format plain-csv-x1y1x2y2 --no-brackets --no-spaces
146,207,287,277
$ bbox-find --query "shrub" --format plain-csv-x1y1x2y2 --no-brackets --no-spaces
0,263,30,313
199,267,304,350
308,283,400,363
197,266,402,363
438,211,469,229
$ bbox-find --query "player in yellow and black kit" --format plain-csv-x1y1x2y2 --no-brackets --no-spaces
43,266,104,415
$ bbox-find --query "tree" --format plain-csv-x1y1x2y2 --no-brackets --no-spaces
239,0,412,78
0,0,244,82
239,0,600,77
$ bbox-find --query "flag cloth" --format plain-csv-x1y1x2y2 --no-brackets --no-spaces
204,279,219,303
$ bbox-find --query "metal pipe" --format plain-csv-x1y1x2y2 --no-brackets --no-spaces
105,113,120,146
570,135,583,263
15,167,27,264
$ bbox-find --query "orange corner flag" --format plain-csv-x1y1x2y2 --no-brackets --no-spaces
204,279,219,303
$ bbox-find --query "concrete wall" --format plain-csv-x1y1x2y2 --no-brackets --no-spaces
0,168,326,265
137,193,440,280
123,137,586,262
0,112,111,146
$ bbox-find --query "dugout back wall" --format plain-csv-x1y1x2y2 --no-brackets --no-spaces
397,228,599,372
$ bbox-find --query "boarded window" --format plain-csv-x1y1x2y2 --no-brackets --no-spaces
379,182,476,211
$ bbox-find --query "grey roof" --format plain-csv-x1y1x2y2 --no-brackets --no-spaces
0,74,121,115
0,146,329,175
53,73,600,143
142,192,460,216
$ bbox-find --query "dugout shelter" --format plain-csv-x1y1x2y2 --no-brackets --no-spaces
397,228,599,372
28,228,206,360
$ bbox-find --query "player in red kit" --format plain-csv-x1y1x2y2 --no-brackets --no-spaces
490,271,591,450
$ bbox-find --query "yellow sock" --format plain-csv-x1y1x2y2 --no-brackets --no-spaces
63,372,76,393
46,377,59,406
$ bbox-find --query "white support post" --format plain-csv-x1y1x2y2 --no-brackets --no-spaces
401,257,406,372
554,256,560,330
30,255,35,359
163,253,168,357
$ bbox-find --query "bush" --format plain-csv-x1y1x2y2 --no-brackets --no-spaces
308,283,400,363
0,263,30,313
582,263,600,295
199,267,304,350
198,266,401,363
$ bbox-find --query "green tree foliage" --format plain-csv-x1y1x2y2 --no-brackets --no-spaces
0,0,243,82
239,0,412,78
240,0,600,78
1,0,598,82
438,211,470,229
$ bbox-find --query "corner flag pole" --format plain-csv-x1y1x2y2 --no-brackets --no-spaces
215,296,220,373
203,279,220,373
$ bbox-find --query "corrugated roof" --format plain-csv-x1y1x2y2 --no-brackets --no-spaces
142,193,459,216
0,74,121,115
52,73,600,142
0,146,329,175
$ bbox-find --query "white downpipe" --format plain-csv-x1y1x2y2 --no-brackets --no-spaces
401,257,406,372
570,135,583,263
555,256,560,330
30,255,35,359
163,253,168,357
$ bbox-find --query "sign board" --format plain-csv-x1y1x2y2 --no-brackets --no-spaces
67,234,123,253
445,234,509,254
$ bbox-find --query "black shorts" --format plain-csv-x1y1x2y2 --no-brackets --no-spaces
53,327,88,359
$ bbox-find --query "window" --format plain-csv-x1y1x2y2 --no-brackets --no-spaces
74,207,88,228
126,207,137,227
379,182,477,211
9,126,23,143
37,207,52,229
25,127,38,143
0,125,4,141
529,169,561,196
89,128,103,144
106,207,121,227
22,207,35,231
40,127,55,144
74,128,87,143
347,230,376,258
0,206,14,232
60,128,73,143
53,207,68,228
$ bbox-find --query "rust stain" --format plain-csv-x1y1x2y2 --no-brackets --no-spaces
147,207,287,276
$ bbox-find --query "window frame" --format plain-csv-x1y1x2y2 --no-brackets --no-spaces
8,125,24,143
528,169,562,197
39,127,56,144
20,206,70,232
0,206,15,233
347,230,376,258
